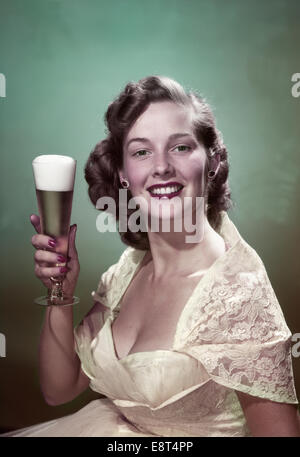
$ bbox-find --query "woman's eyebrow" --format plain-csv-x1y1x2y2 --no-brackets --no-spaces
125,133,194,149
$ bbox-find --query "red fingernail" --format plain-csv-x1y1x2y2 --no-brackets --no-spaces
48,239,56,248
60,266,68,274
57,255,66,262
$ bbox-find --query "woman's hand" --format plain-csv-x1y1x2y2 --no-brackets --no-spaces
30,214,80,298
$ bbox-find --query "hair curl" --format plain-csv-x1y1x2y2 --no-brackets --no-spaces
85,75,233,250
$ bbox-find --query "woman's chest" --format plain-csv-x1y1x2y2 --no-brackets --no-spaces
111,273,203,360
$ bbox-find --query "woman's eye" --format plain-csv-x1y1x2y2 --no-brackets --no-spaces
173,145,191,152
133,149,150,157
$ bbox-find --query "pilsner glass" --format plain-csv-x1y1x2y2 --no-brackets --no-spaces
32,155,79,306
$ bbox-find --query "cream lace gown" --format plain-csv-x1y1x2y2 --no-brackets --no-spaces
3,212,298,437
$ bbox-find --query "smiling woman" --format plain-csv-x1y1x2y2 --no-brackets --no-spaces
3,76,299,437
85,76,232,250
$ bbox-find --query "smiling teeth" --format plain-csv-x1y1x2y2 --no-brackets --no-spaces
150,186,182,195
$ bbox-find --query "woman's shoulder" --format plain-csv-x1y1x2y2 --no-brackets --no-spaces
216,235,289,332
182,214,292,346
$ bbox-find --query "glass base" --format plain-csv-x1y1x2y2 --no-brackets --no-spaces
34,295,80,307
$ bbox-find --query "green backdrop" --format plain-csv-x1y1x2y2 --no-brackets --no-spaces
0,0,299,431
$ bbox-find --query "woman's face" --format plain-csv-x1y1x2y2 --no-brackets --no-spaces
119,101,208,224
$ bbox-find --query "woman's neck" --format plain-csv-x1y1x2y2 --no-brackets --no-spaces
145,216,225,281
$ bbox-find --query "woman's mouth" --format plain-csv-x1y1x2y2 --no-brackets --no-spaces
147,184,184,199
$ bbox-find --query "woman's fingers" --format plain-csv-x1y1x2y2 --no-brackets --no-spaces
34,249,67,266
35,263,69,280
30,218,80,295
31,233,57,250
30,214,41,234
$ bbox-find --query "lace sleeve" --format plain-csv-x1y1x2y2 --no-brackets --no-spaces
180,248,299,405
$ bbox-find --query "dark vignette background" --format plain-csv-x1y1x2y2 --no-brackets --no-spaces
0,0,299,432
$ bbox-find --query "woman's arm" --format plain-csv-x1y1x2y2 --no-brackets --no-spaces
236,390,300,437
39,306,83,406
30,214,83,406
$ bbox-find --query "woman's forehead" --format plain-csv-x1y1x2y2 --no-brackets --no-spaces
126,102,195,139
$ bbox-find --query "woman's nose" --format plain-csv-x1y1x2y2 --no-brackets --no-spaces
152,153,173,177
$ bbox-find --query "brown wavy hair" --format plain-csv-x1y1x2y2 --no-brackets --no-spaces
85,75,233,250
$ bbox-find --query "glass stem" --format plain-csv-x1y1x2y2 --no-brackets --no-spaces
48,277,64,302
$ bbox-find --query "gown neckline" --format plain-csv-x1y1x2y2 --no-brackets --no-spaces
109,239,233,362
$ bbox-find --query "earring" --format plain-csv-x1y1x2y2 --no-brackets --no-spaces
120,177,130,188
208,170,216,179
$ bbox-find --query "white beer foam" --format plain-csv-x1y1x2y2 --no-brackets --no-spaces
32,155,76,191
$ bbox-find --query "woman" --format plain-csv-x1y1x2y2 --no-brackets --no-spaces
4,76,300,437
